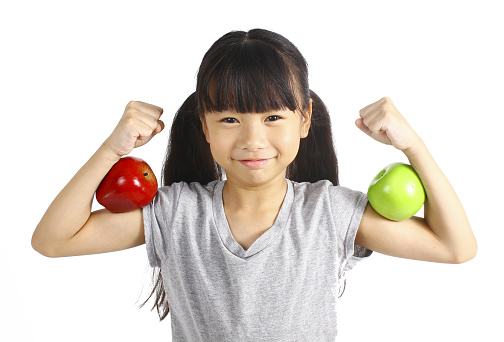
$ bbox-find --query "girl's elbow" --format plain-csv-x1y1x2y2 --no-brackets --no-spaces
452,243,478,264
31,237,53,257
31,231,60,258
454,252,476,264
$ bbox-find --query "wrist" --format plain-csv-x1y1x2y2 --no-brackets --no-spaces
401,138,435,174
401,135,426,159
97,141,123,165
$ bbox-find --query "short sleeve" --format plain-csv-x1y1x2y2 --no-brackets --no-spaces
142,181,185,268
328,186,372,280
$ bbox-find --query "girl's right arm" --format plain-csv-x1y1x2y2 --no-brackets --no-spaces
31,101,164,257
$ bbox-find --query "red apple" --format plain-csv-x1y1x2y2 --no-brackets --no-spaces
96,156,158,213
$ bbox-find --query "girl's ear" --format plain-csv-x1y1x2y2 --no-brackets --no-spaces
200,116,210,143
300,98,313,138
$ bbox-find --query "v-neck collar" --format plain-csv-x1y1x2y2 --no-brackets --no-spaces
212,178,294,259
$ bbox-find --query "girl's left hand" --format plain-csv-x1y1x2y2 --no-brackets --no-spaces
356,97,421,151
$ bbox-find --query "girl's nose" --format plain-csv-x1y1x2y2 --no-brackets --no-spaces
239,122,268,151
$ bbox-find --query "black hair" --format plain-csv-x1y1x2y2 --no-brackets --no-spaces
140,29,339,321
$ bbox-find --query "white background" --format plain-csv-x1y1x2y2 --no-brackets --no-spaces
1,0,502,341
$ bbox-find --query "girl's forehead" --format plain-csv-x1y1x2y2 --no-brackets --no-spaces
202,81,304,115
199,56,304,114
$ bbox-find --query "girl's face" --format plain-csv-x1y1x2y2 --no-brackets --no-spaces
200,102,312,188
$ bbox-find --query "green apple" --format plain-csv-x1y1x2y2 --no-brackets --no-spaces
367,162,425,221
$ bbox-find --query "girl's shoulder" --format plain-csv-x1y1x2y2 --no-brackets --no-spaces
291,179,363,195
153,180,223,208
157,179,221,194
147,180,222,221
290,179,367,207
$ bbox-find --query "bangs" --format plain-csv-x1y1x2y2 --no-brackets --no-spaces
198,40,301,114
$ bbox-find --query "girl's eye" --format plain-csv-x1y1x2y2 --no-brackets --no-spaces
220,116,282,123
266,115,282,121
221,117,238,123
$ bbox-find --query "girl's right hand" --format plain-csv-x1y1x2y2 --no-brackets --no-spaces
104,101,165,159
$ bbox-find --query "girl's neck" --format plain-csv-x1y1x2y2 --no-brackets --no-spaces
222,175,288,213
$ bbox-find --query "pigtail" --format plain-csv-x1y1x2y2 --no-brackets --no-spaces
287,90,339,186
139,92,222,321
162,92,223,186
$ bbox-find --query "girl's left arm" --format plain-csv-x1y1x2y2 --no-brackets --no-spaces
354,97,477,263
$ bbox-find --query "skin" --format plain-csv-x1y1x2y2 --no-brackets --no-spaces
32,97,477,264
199,101,312,212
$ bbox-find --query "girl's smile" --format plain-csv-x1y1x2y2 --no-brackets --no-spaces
237,158,273,168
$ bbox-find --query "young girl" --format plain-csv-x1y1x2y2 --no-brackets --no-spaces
32,29,477,340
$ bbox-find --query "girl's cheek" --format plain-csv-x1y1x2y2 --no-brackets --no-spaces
277,126,298,144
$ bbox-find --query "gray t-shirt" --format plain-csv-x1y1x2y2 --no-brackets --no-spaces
143,178,371,341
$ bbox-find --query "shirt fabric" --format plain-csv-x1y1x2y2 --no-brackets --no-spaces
143,178,372,341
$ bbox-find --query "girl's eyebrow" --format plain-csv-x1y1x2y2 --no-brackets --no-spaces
210,112,256,116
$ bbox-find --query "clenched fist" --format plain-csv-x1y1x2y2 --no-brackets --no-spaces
104,101,165,159
355,97,421,152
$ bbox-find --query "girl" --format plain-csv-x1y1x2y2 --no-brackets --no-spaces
32,29,477,340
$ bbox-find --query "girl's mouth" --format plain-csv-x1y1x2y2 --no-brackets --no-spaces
238,158,272,168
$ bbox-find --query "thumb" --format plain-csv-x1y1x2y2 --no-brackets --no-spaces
154,120,165,135
134,120,165,149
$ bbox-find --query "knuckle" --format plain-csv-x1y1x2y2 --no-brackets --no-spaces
382,104,394,115
123,116,137,127
123,109,136,120
126,100,138,108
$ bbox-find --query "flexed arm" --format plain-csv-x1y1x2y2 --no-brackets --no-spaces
355,97,477,263
32,101,164,257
